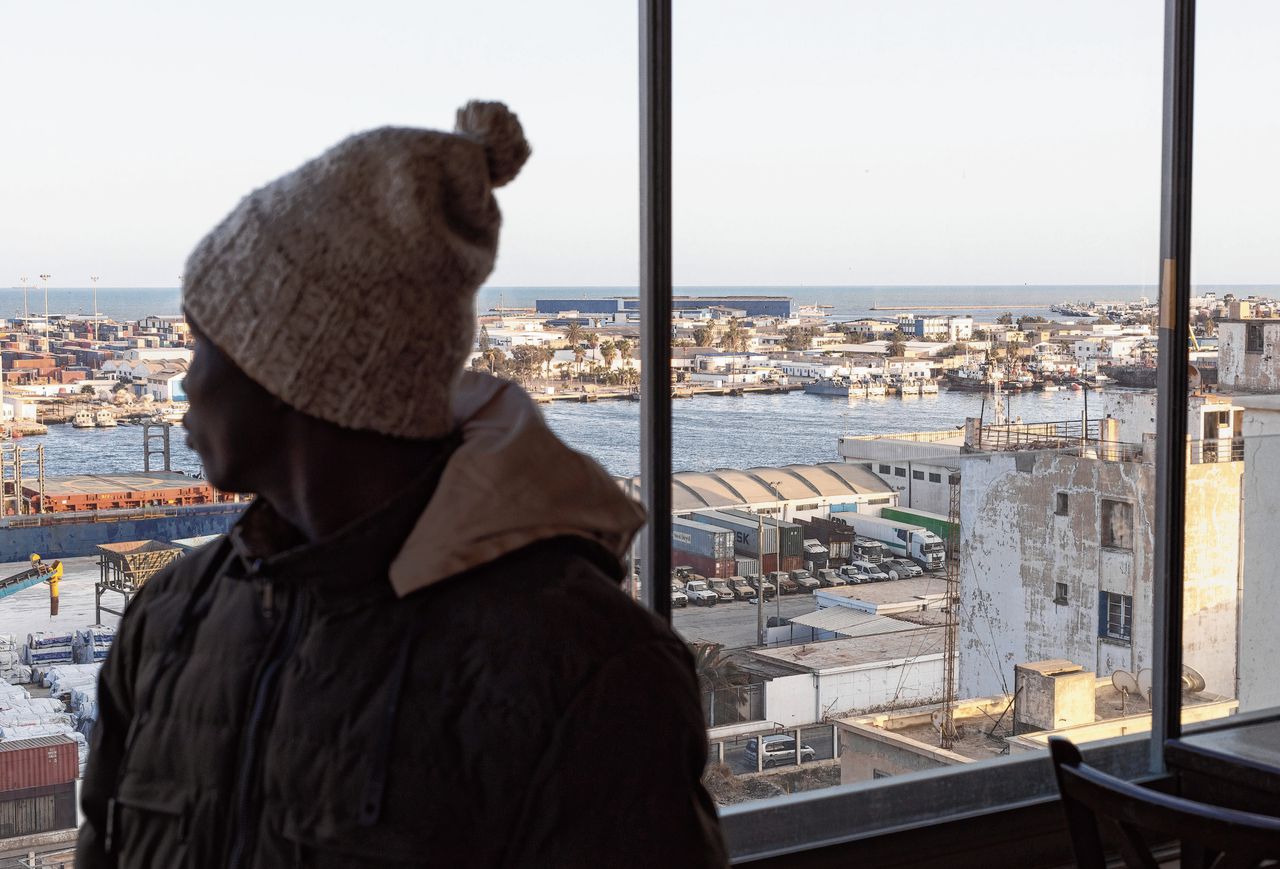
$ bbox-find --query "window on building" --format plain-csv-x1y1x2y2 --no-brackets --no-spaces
1246,322,1264,353
1055,492,1069,516
1099,592,1133,641
894,467,906,478
912,470,924,481
1054,582,1068,604
878,464,891,475
1100,499,1133,550
928,473,941,483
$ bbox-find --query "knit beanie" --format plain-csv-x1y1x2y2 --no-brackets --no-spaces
182,100,531,439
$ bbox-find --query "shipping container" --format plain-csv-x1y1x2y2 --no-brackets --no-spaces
880,506,956,543
0,782,77,837
0,737,78,791
671,517,735,561
720,509,804,558
689,511,774,557
798,516,856,565
780,554,804,573
671,549,736,579
734,557,760,578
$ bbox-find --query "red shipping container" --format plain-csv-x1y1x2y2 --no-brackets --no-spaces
0,737,78,791
780,555,804,573
671,550,736,579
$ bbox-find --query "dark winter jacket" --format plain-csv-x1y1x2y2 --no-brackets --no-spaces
77,375,727,868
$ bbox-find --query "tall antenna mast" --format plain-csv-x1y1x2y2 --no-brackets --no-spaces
19,276,28,323
38,274,51,351
90,275,100,343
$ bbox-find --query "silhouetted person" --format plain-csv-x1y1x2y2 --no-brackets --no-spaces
78,102,726,868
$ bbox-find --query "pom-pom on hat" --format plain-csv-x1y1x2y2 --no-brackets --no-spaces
182,100,530,440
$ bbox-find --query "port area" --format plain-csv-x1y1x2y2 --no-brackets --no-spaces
531,382,804,403
0,556,117,635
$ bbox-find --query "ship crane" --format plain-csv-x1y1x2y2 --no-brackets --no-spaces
0,554,62,615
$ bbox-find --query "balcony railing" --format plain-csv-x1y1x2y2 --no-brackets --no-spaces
1189,436,1245,464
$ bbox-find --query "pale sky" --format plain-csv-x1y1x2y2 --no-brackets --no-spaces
1,1,1277,288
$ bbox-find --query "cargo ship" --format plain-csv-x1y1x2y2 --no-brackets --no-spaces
1,471,245,562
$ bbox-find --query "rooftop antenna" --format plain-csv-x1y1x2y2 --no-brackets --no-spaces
1112,670,1140,716
38,274,51,351
90,275,100,343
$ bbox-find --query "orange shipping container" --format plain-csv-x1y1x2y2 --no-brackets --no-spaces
0,737,78,791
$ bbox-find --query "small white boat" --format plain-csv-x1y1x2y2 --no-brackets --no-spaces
95,409,117,427
72,409,96,428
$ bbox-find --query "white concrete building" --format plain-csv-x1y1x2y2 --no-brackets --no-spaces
1218,318,1280,392
956,402,1245,701
838,430,965,514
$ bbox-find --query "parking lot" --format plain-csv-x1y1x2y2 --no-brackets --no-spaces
671,595,818,649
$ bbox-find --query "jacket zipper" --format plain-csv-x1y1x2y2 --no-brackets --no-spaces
226,580,307,869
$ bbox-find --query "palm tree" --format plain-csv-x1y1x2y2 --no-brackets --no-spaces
565,321,582,349
693,325,714,348
724,318,746,354
573,346,586,382
600,340,617,371
616,338,633,368
585,332,600,364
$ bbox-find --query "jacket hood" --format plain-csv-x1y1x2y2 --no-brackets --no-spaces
388,372,646,596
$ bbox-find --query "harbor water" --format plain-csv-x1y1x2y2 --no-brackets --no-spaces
36,387,1100,480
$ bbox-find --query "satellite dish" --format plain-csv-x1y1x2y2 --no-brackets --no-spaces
1111,670,1140,696
1136,668,1153,700
1182,665,1206,694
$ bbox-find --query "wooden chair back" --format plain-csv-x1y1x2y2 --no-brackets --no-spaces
1049,737,1280,869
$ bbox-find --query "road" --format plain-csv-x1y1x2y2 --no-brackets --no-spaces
672,595,818,650
714,724,838,774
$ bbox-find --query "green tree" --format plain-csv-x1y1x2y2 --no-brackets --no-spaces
615,338,633,368
886,331,907,358
482,347,507,374
783,326,814,351
692,325,715,347
572,346,586,381
995,312,1014,325
477,324,492,352
600,340,617,370
564,321,582,349
79,384,96,395
585,332,599,363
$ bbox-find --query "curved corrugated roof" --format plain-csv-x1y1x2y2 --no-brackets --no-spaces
620,462,892,511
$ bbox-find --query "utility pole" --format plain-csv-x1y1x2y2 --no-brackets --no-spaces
940,472,962,749
90,275,100,343
19,276,28,323
756,509,766,645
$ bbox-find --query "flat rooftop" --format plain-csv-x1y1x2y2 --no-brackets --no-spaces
33,472,211,497
747,625,944,673
817,577,950,607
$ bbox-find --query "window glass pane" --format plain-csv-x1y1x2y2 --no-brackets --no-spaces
1187,1,1280,720
668,0,1165,825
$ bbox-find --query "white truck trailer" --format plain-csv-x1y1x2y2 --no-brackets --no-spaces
832,513,946,571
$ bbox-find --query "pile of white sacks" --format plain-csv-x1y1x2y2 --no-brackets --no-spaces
73,626,116,664
22,630,76,669
0,636,30,685
0,672,95,776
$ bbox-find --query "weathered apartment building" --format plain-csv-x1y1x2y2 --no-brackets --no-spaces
956,396,1246,701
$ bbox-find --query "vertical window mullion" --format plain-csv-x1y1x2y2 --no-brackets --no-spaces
639,0,673,620
1151,0,1196,773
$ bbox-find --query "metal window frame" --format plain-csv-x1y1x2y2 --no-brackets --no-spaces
634,0,1197,857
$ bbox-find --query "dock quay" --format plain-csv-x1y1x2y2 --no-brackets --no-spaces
532,383,804,403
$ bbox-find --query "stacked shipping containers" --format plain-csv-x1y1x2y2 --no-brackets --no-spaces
671,517,736,578
0,737,78,838
693,510,805,575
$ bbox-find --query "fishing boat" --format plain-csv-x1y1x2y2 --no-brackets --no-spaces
95,408,117,427
72,408,96,428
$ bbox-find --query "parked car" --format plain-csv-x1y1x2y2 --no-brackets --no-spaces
671,583,688,608
815,568,847,587
770,571,799,595
683,579,719,606
849,560,889,581
883,558,924,579
730,575,755,600
709,578,736,603
747,575,776,601
838,565,872,583
789,569,821,591
673,566,694,582
743,734,817,770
